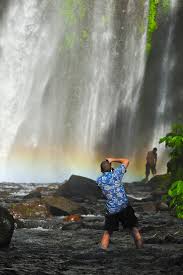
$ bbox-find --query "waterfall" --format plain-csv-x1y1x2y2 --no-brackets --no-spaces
0,0,65,181
151,0,177,141
150,0,178,172
0,0,181,183
0,0,150,182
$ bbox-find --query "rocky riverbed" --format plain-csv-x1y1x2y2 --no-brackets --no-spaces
0,175,183,274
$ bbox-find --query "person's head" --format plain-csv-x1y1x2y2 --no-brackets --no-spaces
153,147,157,153
100,160,111,173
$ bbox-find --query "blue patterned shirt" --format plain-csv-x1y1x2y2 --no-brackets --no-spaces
96,164,128,214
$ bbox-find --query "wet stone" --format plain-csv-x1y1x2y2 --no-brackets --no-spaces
0,180,182,274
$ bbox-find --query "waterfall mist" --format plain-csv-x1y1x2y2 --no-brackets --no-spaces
0,0,182,183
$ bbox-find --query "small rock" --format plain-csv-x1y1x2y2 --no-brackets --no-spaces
63,214,82,222
156,201,169,212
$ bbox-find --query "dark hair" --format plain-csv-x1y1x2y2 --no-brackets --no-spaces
153,147,157,151
100,160,111,173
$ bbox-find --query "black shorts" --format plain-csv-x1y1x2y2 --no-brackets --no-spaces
104,205,138,232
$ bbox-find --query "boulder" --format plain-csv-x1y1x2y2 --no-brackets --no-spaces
148,174,172,192
0,206,15,248
23,190,42,200
56,175,102,201
9,194,87,219
9,200,50,219
42,196,87,216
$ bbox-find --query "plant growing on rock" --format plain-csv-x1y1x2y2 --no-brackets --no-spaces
159,123,183,181
146,0,170,53
146,0,159,53
159,123,183,218
168,181,183,219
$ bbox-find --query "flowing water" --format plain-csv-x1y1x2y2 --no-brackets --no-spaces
0,0,182,183
150,0,178,169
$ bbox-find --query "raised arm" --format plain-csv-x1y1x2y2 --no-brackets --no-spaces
106,158,129,168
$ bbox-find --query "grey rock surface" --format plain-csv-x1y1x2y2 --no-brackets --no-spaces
0,206,14,248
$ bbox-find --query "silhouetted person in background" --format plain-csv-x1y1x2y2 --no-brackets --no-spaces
145,147,157,182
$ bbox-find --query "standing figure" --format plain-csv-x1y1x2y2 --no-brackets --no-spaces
145,147,157,182
96,158,143,250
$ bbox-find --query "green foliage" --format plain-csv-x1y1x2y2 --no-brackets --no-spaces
160,124,183,218
168,181,183,218
159,124,183,162
146,0,170,53
146,0,159,53
168,180,183,197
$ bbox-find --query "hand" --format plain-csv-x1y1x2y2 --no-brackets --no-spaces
106,158,113,163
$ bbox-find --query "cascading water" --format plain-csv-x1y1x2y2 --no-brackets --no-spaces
150,0,178,168
0,0,182,183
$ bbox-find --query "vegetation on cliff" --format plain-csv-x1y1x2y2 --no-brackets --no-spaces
146,0,170,53
168,181,183,218
160,123,183,218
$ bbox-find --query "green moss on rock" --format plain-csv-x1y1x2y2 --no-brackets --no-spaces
146,0,159,53
146,0,170,53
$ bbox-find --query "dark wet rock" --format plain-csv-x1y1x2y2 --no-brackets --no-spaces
23,190,42,200
145,233,183,244
0,190,12,200
148,174,172,192
9,195,87,219
155,201,169,212
42,196,87,215
30,185,59,197
0,182,23,203
126,176,171,203
151,190,167,200
0,179,183,274
15,217,63,230
56,175,103,201
62,221,85,231
9,200,50,219
47,205,69,216
0,206,14,248
125,181,153,193
136,202,156,213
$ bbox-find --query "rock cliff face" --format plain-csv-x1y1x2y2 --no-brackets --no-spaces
0,206,14,248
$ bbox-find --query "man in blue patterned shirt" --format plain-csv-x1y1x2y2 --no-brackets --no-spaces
96,157,143,250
